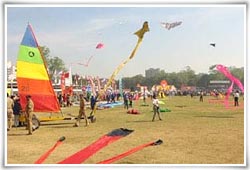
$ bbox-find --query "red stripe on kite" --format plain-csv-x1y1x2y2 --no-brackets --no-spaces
35,136,65,164
58,128,133,164
97,139,163,164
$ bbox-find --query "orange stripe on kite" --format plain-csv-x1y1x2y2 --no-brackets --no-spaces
17,78,60,112
17,78,55,95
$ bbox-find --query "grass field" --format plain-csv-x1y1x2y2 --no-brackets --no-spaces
6,96,244,165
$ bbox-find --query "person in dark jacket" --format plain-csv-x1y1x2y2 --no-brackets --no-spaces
13,98,22,127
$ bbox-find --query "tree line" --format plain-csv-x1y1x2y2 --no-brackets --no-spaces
40,46,244,90
122,66,244,90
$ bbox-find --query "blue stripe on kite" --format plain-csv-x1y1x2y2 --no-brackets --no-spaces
21,25,37,47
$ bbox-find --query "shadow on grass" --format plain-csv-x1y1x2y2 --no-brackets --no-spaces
40,122,75,129
175,105,187,108
7,133,30,136
194,115,234,118
126,120,153,123
43,125,76,129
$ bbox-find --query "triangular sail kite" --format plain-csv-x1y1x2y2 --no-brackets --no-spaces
16,24,60,112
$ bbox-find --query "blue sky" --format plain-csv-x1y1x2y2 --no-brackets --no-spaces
6,4,245,78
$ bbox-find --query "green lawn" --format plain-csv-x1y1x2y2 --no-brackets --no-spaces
6,96,244,165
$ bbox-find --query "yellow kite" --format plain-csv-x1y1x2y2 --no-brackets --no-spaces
105,21,149,90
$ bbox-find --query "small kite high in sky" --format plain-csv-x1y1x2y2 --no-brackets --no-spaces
210,43,216,47
134,21,150,39
160,21,182,30
96,43,104,49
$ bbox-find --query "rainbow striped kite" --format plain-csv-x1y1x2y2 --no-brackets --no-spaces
17,24,60,112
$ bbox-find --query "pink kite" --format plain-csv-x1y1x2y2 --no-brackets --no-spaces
216,64,244,108
216,64,244,92
224,82,234,108
96,43,104,49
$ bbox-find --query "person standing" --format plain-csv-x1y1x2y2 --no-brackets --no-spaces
13,98,22,127
129,93,133,108
7,93,14,131
74,94,89,127
25,95,34,135
234,90,240,106
89,94,98,123
199,90,204,102
123,92,129,110
152,95,162,122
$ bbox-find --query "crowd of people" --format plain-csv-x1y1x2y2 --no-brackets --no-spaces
7,93,35,135
7,87,243,134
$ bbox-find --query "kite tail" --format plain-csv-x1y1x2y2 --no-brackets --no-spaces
58,128,133,164
96,76,101,92
105,39,142,90
97,139,163,164
34,136,65,164
224,82,234,108
231,77,244,92
88,76,96,96
216,64,244,93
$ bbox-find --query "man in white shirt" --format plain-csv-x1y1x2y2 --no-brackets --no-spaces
152,95,162,122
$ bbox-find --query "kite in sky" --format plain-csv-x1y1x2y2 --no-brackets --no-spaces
105,21,149,90
96,43,104,49
160,21,182,30
76,56,93,67
75,43,104,67
210,43,216,47
216,64,244,108
134,21,149,39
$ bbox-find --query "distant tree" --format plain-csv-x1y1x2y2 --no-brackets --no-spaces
228,66,244,85
39,46,67,81
196,73,209,87
39,46,50,61
48,56,66,75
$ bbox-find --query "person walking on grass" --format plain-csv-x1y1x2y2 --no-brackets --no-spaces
74,94,89,127
199,90,204,102
152,95,162,122
234,90,240,106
